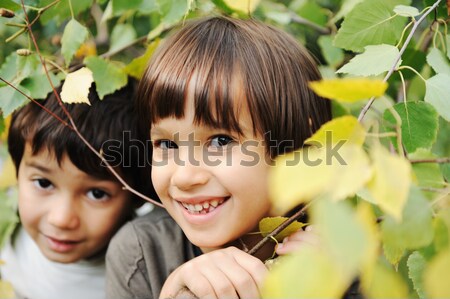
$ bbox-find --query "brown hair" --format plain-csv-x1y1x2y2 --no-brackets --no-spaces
138,16,331,158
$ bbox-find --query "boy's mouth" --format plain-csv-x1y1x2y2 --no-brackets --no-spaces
180,197,229,214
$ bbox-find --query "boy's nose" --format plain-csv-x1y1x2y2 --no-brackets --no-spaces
171,151,211,191
47,195,80,230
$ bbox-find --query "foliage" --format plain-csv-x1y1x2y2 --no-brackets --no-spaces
0,0,449,298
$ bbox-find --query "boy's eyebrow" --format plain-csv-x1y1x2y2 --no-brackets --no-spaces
25,161,51,173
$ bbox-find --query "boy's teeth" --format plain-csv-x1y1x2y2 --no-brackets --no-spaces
202,202,210,209
210,200,218,207
194,204,203,211
181,198,228,214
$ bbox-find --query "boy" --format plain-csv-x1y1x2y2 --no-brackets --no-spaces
0,80,153,299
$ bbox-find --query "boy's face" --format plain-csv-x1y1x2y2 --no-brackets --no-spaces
150,99,273,252
17,143,133,263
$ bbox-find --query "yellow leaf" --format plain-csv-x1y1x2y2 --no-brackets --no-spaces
0,116,11,141
424,250,450,298
361,262,409,298
60,67,93,105
270,144,372,214
75,39,97,59
0,280,14,299
259,217,306,242
309,78,388,102
305,115,366,146
367,144,411,221
263,247,349,298
223,0,260,13
0,156,16,189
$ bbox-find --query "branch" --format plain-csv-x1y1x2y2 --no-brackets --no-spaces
289,12,331,34
410,157,450,164
358,0,442,122
248,201,312,256
18,0,164,208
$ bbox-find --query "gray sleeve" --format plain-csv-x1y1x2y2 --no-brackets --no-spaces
105,222,153,299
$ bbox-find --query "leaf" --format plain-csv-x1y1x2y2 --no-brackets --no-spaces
0,85,30,117
157,0,188,24
383,241,405,265
40,0,93,25
84,57,127,99
0,0,21,10
318,35,344,67
305,115,366,146
60,67,93,105
331,0,363,22
383,101,439,153
447,34,450,60
334,0,409,52
408,251,427,298
16,54,41,80
19,73,62,100
425,74,450,121
410,149,446,189
259,217,305,242
222,0,260,13
124,40,160,79
0,280,15,299
0,156,16,189
361,261,409,298
427,47,450,76
61,19,89,67
270,144,372,214
309,78,388,102
434,209,450,252
394,5,420,17
294,1,327,27
381,187,434,251
109,24,137,53
262,247,349,298
367,144,411,221
0,53,19,86
112,0,144,15
337,44,401,76
0,189,19,249
424,250,450,298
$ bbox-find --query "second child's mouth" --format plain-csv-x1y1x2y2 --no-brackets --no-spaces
180,197,229,214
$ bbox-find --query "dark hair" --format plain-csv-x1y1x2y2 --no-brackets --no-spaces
8,80,156,203
138,16,331,158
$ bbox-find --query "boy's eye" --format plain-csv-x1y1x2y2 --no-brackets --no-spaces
33,178,53,190
87,189,109,201
154,139,178,149
209,135,235,147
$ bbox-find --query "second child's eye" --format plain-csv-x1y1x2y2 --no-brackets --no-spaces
33,178,53,190
87,189,109,201
153,139,178,149
209,135,235,148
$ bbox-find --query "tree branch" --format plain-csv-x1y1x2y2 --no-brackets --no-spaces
290,12,330,34
358,0,443,122
410,157,450,164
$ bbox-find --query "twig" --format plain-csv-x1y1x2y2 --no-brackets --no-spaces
18,0,164,208
248,201,312,256
358,0,442,122
289,12,330,34
410,157,450,164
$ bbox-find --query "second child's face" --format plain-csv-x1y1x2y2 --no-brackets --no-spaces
18,143,132,263
150,99,273,252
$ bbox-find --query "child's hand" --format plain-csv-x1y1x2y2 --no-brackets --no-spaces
159,246,268,299
275,225,320,256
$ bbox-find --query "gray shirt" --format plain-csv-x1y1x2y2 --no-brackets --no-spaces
105,207,197,299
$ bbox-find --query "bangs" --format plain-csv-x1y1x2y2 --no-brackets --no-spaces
139,18,254,135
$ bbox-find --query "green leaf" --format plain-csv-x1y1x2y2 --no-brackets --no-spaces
157,0,188,24
383,101,439,153
0,85,30,117
361,261,409,298
19,73,62,100
0,53,19,86
434,209,450,252
222,0,260,14
0,114,4,137
0,190,19,249
382,187,434,251
334,0,409,52
61,19,89,67
262,247,349,298
447,34,450,60
40,0,93,25
295,1,327,27
125,40,160,79
259,217,305,242
331,0,363,22
425,74,450,121
112,0,144,14
0,0,21,11
409,149,446,189
393,5,420,17
109,24,137,53
383,241,405,265
408,251,427,298
84,57,127,99
318,35,344,67
16,53,41,80
427,48,450,76
424,249,450,298
337,44,401,76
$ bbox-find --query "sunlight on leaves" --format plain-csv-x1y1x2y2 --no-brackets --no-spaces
367,144,411,221
305,115,366,146
61,19,89,67
337,44,401,76
262,247,348,298
424,250,450,298
270,144,371,214
60,67,94,105
309,78,388,102
259,217,305,242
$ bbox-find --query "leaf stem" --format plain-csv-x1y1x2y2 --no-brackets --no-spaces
397,66,427,83
358,0,442,122
248,201,312,256
410,157,450,164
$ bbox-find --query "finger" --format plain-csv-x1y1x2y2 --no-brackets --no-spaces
276,231,320,255
197,257,239,299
